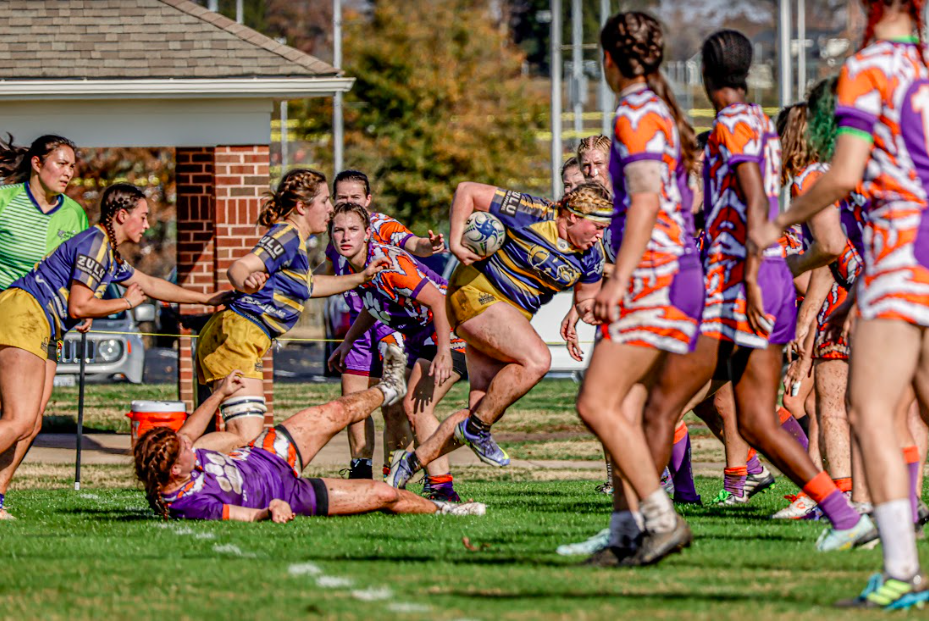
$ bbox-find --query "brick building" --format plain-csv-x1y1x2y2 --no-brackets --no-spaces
0,0,353,419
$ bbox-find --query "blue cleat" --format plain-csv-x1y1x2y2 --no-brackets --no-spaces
836,572,929,609
454,420,510,467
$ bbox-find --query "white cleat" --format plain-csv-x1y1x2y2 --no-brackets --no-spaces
434,500,486,516
770,493,818,519
556,528,610,556
377,344,408,406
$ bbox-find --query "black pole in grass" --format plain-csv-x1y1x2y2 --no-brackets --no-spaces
74,332,87,491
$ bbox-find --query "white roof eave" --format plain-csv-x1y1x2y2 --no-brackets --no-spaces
0,77,355,100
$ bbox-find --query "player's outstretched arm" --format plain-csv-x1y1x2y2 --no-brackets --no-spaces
177,370,246,443
226,499,294,523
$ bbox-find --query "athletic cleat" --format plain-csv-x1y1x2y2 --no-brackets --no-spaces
770,493,817,519
625,515,693,566
348,459,373,480
582,545,637,567
660,468,675,498
0,509,15,521
557,528,610,556
423,482,461,503
595,482,613,495
712,489,748,506
918,500,929,528
816,514,875,552
433,500,486,516
454,420,510,467
385,451,416,489
377,344,408,406
836,573,929,609
744,466,776,498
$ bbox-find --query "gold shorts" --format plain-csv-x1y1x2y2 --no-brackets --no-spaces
197,310,271,384
445,264,531,331
0,288,51,361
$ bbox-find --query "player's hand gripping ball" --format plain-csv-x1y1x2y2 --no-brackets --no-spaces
461,212,506,258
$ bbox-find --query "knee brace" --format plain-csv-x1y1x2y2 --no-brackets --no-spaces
220,396,268,423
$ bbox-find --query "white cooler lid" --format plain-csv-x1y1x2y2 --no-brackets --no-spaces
130,400,187,413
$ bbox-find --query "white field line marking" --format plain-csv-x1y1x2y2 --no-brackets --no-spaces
288,562,322,576
316,576,354,588
351,586,393,601
213,543,256,558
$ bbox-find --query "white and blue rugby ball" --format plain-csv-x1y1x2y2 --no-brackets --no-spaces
461,212,506,258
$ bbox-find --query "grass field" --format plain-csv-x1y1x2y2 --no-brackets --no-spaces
18,380,926,619
2,472,923,621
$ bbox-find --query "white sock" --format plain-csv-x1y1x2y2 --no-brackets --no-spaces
874,499,921,581
608,511,642,548
640,489,677,535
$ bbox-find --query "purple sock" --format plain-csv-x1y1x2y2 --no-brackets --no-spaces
670,434,701,503
780,416,809,451
746,453,763,476
908,460,920,524
818,490,860,530
724,469,747,498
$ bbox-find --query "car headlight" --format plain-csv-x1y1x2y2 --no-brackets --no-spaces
97,339,123,362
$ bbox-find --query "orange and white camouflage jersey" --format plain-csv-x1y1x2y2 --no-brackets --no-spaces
700,102,784,347
789,163,864,359
602,86,703,354
836,37,929,325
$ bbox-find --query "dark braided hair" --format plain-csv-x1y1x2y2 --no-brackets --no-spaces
328,201,371,239
99,183,145,265
702,30,753,92
600,12,698,174
333,169,371,197
0,134,76,185
259,168,327,228
134,427,181,520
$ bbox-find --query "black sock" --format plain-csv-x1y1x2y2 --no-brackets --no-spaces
797,414,810,439
465,415,491,436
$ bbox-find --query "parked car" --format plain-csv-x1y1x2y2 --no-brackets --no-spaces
54,283,156,386
440,257,594,376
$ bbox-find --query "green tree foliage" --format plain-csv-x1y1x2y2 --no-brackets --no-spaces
297,0,548,230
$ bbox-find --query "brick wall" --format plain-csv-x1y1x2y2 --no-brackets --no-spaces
175,146,273,422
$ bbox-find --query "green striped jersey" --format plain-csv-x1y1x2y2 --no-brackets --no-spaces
0,183,89,290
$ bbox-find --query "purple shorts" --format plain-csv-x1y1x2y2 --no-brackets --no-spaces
759,258,797,346
344,321,398,377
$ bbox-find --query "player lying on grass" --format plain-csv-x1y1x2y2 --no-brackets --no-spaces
0,183,228,518
134,345,485,522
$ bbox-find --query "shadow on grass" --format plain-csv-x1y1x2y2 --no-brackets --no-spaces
57,507,153,521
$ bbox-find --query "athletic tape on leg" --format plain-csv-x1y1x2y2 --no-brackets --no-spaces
220,396,268,422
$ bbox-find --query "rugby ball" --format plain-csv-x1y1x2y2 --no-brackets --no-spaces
461,212,506,258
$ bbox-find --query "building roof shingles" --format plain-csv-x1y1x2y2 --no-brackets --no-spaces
0,0,338,80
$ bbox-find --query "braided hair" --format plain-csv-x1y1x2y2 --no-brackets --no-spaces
259,168,327,228
327,201,371,238
558,181,614,222
776,103,812,185
0,134,77,185
600,12,698,174
576,135,610,161
702,30,753,93
134,427,180,520
99,183,145,265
